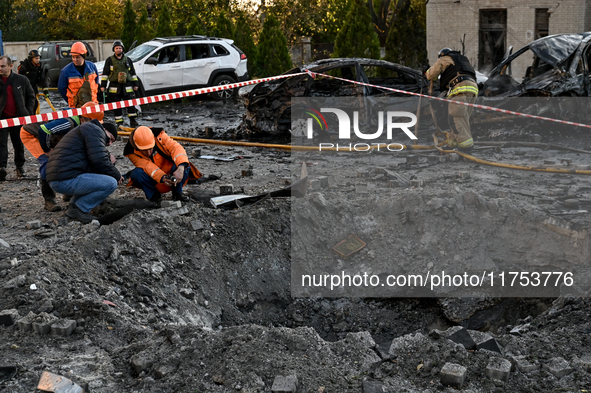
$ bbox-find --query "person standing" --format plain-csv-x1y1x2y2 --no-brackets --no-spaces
0,55,36,181
46,119,122,223
20,102,104,211
18,49,49,114
425,48,479,151
100,41,140,127
57,42,100,108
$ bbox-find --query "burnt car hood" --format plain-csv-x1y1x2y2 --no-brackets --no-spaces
529,34,585,67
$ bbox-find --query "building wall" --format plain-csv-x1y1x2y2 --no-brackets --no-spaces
427,0,591,81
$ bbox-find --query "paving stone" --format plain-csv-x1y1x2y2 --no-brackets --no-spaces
362,380,385,393
16,311,37,332
32,312,59,334
356,184,369,194
26,220,42,229
271,374,298,393
317,176,329,188
564,199,580,209
0,309,20,326
543,357,573,378
458,171,470,180
486,357,511,382
161,200,182,208
440,362,466,389
410,179,424,187
51,319,77,337
309,179,321,190
219,184,234,195
175,206,190,216
446,327,476,350
190,221,204,231
561,158,573,166
511,355,540,373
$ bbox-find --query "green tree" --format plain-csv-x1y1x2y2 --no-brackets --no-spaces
234,13,257,76
210,11,235,39
384,0,427,68
121,0,137,49
332,0,380,59
4,0,45,41
136,6,154,45
255,14,292,77
156,2,175,38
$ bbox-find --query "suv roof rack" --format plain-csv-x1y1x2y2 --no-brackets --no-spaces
152,36,226,43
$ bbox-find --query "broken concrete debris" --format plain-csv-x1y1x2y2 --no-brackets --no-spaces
37,371,84,393
543,357,573,379
440,362,466,389
486,357,511,382
0,309,20,326
271,374,298,393
161,200,182,208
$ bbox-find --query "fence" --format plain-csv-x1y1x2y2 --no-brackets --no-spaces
3,40,117,63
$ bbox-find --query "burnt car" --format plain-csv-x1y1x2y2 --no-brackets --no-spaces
242,58,436,137
480,32,591,97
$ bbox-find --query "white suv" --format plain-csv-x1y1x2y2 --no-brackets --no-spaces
95,36,249,99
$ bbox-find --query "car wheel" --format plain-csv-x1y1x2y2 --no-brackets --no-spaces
209,75,236,100
45,73,54,88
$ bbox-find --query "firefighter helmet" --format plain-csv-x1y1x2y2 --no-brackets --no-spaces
28,49,40,59
438,48,452,58
71,42,87,56
112,41,125,52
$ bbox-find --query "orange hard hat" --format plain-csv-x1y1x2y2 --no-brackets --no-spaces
81,102,104,122
71,42,87,56
133,126,155,150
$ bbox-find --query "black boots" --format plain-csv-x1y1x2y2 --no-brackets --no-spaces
65,203,94,223
16,167,26,178
129,117,139,127
149,190,162,206
41,180,62,212
172,191,190,202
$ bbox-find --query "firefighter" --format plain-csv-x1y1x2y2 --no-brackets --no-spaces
17,49,49,113
100,41,140,127
425,48,479,151
57,42,100,108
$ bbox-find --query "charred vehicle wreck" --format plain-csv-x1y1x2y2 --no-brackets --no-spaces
241,58,437,138
480,32,591,97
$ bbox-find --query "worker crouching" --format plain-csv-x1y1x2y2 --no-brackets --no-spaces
124,126,202,204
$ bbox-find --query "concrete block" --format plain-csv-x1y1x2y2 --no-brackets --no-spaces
561,158,573,166
51,319,77,337
309,179,321,190
16,311,37,332
26,220,42,229
271,374,298,393
448,153,460,162
458,171,470,180
281,177,292,185
219,184,234,195
564,199,580,209
410,179,424,187
317,176,329,188
447,327,476,350
543,357,573,378
176,206,190,216
131,354,154,375
32,312,59,334
0,239,9,249
406,155,419,163
356,184,369,194
161,200,182,208
0,309,20,326
440,362,466,389
357,171,370,178
190,221,204,231
362,380,385,393
511,355,540,373
486,357,511,382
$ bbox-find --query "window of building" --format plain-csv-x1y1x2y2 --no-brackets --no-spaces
535,9,550,40
478,9,507,71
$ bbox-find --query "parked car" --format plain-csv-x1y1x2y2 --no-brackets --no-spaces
38,41,97,87
94,35,249,100
242,58,438,137
480,32,591,97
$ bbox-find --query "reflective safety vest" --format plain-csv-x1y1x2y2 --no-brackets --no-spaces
65,67,99,108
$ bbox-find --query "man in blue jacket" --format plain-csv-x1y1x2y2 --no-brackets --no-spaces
46,120,123,223
57,42,100,108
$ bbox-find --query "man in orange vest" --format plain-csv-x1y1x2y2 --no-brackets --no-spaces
57,42,99,108
124,126,203,204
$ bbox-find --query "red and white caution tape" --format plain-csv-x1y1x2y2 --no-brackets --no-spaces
0,72,308,129
307,71,591,130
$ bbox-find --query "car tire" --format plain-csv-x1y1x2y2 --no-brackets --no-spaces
209,75,236,100
45,72,54,88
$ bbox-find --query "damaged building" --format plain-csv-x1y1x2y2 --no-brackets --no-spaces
426,0,591,77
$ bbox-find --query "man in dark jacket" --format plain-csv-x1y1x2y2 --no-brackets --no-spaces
0,55,36,181
18,49,49,114
46,120,123,223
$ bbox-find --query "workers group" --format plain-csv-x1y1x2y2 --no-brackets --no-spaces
0,42,202,224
